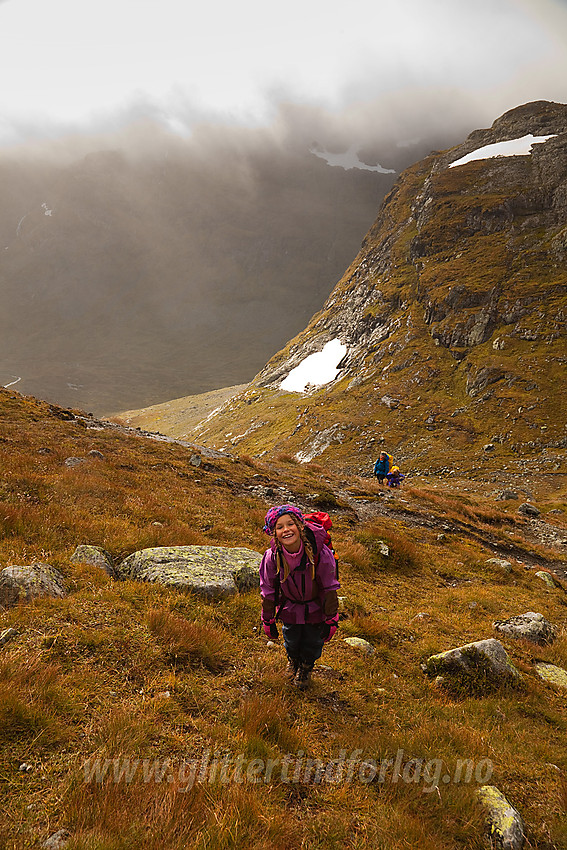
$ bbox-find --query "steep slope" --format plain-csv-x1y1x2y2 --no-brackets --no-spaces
189,101,567,477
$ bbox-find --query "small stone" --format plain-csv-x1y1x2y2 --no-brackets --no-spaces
266,641,277,649
535,570,558,589
190,454,202,468
87,450,104,460
343,637,374,654
64,457,85,468
486,558,513,573
378,542,389,557
497,489,519,501
483,443,495,452
19,763,32,773
518,502,540,517
42,829,71,849
476,786,525,850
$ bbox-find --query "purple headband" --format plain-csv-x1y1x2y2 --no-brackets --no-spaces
263,504,305,535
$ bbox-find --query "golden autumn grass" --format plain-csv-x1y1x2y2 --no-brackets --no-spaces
0,388,566,849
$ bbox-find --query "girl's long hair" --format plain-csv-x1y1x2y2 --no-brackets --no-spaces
274,517,316,581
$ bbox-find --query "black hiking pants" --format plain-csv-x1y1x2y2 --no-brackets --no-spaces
282,622,325,668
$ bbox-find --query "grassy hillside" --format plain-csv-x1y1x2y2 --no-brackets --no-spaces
1,387,566,848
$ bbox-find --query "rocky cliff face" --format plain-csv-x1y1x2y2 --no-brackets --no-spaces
190,101,567,474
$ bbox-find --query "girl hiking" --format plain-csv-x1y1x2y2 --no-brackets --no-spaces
260,504,340,689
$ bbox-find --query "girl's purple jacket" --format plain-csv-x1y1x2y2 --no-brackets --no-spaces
259,523,340,625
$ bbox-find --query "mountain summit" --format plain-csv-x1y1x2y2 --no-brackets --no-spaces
188,101,567,474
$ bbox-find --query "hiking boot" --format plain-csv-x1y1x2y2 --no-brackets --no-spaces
286,659,299,680
295,663,313,690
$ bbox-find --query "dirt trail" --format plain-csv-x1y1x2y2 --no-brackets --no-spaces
338,488,567,580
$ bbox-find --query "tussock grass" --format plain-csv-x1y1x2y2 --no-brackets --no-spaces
148,609,232,673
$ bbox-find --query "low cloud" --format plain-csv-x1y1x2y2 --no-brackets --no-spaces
0,85,563,413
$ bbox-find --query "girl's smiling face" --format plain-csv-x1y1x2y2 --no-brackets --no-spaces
274,514,302,553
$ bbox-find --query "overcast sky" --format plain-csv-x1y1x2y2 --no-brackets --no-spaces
0,0,566,148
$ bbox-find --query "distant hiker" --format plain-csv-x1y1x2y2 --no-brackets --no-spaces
373,451,393,483
386,465,405,488
260,505,340,690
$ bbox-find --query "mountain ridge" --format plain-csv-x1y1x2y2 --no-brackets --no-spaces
159,100,567,479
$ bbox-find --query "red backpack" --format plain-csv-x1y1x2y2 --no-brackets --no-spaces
303,511,339,581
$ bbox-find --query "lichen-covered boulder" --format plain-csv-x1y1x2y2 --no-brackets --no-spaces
0,564,66,607
422,638,521,685
534,662,567,690
477,785,525,849
493,611,557,645
116,546,261,599
71,545,115,576
343,637,375,654
534,570,560,589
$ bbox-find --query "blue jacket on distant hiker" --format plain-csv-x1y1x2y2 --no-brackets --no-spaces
373,451,393,483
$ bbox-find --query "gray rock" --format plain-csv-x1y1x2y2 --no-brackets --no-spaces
70,545,115,576
518,502,540,517
493,612,557,645
87,450,104,460
64,457,86,468
0,564,66,607
486,558,513,573
116,546,261,599
422,638,521,685
190,453,202,468
483,443,496,452
477,785,525,849
381,395,399,409
497,490,519,501
42,829,71,849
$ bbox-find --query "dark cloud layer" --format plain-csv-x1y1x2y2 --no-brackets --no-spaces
0,92,541,413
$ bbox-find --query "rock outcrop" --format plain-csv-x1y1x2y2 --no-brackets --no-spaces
0,564,66,607
534,662,567,689
71,545,115,576
493,611,557,645
477,785,525,850
422,638,522,687
116,546,261,599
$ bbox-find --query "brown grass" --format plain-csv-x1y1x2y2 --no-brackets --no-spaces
1,389,566,849
147,609,233,673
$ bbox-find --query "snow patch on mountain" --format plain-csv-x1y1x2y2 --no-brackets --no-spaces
280,339,347,393
310,144,395,174
449,134,556,168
